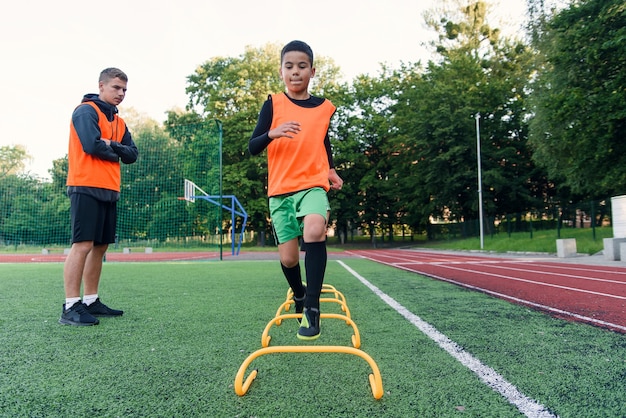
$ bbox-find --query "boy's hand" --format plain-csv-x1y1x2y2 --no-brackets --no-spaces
269,121,301,139
329,168,343,190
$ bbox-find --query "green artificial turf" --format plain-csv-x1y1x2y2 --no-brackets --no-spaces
0,259,624,417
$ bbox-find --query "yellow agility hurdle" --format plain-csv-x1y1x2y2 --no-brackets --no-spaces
234,284,384,399
284,284,348,312
234,345,384,399
274,298,351,324
260,312,361,348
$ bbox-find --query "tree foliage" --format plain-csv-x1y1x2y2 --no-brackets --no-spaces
393,1,539,229
5,1,623,247
528,0,626,198
0,145,30,178
184,44,345,241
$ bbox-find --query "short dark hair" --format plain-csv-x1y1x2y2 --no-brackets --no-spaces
99,67,128,83
281,40,314,66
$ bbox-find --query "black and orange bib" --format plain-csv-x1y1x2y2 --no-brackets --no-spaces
267,93,335,196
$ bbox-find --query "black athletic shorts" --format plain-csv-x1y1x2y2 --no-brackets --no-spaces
69,193,117,245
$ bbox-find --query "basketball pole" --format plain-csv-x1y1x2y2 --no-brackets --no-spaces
475,113,484,250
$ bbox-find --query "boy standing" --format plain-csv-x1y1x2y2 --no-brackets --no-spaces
59,68,138,326
249,40,343,340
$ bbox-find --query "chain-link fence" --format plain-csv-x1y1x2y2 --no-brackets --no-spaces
427,199,613,241
0,121,225,254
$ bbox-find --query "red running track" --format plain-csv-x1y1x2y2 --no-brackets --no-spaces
347,249,626,334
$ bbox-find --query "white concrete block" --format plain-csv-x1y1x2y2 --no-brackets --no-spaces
556,239,577,258
603,238,626,261
123,247,131,254
620,242,626,263
145,247,153,254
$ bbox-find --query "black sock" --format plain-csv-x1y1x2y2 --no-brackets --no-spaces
280,263,305,298
304,241,327,310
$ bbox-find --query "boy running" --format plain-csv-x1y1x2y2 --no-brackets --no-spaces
249,40,343,340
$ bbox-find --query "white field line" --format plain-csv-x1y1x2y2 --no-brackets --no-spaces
337,260,558,418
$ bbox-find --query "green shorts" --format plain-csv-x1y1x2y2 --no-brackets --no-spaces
269,187,330,244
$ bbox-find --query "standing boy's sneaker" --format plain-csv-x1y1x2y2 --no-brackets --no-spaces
297,307,320,340
85,298,124,317
59,302,99,326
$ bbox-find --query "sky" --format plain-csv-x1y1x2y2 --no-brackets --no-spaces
0,0,527,179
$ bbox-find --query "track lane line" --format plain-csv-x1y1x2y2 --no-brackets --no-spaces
431,262,626,296
351,253,626,332
460,262,626,287
518,262,626,278
419,263,626,301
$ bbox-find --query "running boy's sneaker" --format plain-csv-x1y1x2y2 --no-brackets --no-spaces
85,298,124,317
293,294,306,324
59,302,99,326
297,307,320,340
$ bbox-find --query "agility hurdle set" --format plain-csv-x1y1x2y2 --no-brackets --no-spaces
234,284,384,399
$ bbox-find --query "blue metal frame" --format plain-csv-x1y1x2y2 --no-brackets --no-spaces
190,195,247,256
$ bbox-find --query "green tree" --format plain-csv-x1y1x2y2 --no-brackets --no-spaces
388,1,542,237
184,45,283,240
325,82,372,243
184,44,344,240
0,175,66,246
528,0,626,198
38,183,70,245
49,156,68,194
339,70,406,243
0,145,30,178
0,147,69,247
118,121,184,242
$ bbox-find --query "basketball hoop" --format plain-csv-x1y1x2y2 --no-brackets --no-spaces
179,178,248,256
183,178,209,203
